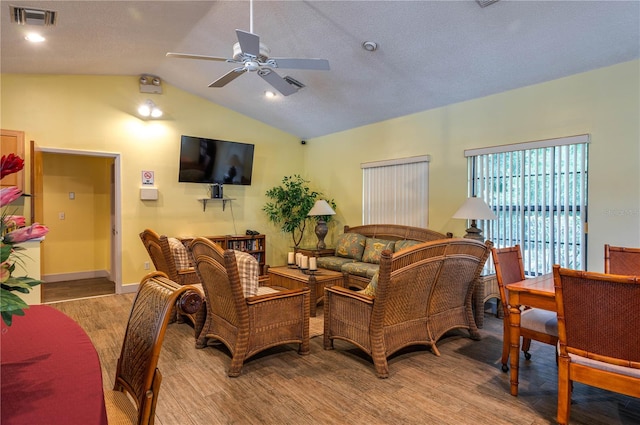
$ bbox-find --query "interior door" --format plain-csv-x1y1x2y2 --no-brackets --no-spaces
30,140,44,224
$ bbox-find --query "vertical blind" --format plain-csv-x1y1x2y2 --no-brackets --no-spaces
362,155,430,226
466,135,589,275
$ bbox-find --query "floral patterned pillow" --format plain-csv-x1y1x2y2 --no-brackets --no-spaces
359,272,379,297
335,233,367,261
394,239,421,253
361,238,395,264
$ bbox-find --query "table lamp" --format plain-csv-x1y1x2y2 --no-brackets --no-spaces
452,197,497,241
307,200,336,249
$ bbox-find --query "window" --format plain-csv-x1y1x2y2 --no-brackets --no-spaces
362,155,430,227
466,135,589,276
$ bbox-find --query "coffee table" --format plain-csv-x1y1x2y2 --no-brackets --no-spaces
267,266,343,316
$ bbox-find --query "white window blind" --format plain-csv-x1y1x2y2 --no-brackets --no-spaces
362,155,430,226
466,134,589,275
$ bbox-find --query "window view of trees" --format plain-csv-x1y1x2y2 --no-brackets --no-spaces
471,141,588,276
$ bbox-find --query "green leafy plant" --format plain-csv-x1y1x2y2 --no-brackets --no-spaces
1,154,49,326
263,175,336,247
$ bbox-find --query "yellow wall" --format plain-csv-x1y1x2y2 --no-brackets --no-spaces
42,153,112,277
306,60,640,271
1,74,306,286
1,60,638,287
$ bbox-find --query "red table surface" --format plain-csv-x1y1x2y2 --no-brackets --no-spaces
1,305,108,425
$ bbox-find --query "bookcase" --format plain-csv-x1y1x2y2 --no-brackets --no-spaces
183,234,266,275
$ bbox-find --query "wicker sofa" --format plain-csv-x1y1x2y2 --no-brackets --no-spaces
316,224,452,290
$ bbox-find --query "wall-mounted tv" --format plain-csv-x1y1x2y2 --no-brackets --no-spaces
178,135,255,185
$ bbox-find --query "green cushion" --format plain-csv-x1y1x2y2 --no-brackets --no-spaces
361,238,395,264
335,233,367,261
316,256,357,272
359,272,379,297
394,239,422,252
341,262,379,278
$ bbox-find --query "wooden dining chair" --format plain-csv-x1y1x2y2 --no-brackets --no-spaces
491,245,558,372
552,266,640,425
104,272,199,425
604,244,640,275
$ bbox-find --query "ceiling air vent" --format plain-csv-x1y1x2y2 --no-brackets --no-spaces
476,0,500,8
10,6,57,26
283,76,305,90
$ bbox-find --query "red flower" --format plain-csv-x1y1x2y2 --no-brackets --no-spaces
0,154,25,179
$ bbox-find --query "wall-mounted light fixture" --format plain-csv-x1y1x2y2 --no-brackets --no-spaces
138,99,163,119
139,74,162,94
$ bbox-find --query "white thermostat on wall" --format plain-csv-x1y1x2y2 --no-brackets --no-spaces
142,170,154,185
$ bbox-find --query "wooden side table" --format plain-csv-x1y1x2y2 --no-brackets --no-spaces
294,247,335,257
267,266,343,316
473,273,502,328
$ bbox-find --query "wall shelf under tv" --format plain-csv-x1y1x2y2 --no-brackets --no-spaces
198,197,235,212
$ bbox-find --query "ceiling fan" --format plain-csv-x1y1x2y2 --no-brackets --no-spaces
166,0,330,96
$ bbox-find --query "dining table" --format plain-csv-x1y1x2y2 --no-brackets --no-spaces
1,304,108,425
505,273,556,396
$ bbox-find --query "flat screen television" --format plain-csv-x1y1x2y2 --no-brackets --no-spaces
178,135,255,185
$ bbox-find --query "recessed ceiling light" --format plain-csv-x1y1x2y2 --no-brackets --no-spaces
265,91,276,98
362,41,378,52
25,33,45,43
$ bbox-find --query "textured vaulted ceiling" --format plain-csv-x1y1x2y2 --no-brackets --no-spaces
2,0,639,139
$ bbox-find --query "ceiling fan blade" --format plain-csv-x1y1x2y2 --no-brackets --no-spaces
236,29,260,58
269,58,330,71
258,69,298,96
166,52,229,62
209,68,247,88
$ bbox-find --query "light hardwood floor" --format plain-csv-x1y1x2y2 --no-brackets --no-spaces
49,295,639,425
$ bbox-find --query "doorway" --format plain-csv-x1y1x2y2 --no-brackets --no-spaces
39,148,122,302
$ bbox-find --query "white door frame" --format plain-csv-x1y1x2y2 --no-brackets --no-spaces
40,148,123,294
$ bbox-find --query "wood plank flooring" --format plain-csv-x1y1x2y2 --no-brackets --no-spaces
42,277,115,303
49,296,639,425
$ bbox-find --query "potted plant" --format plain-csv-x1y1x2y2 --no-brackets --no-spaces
1,153,49,326
263,175,336,248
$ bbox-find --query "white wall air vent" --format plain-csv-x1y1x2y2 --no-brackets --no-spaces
10,6,57,26
476,0,500,8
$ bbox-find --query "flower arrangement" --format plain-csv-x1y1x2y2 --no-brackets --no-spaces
1,153,49,326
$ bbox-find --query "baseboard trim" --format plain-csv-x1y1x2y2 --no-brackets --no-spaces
43,270,110,283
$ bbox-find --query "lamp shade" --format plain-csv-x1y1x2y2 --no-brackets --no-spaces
307,200,336,216
452,197,497,220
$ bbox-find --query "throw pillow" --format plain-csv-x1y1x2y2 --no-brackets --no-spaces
394,239,421,253
168,237,191,269
234,250,260,297
335,233,367,261
361,238,395,264
360,272,379,297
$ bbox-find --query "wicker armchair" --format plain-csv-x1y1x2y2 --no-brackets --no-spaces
491,245,558,372
104,273,199,425
604,244,640,275
139,228,206,335
552,266,640,425
323,238,491,378
189,237,310,377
